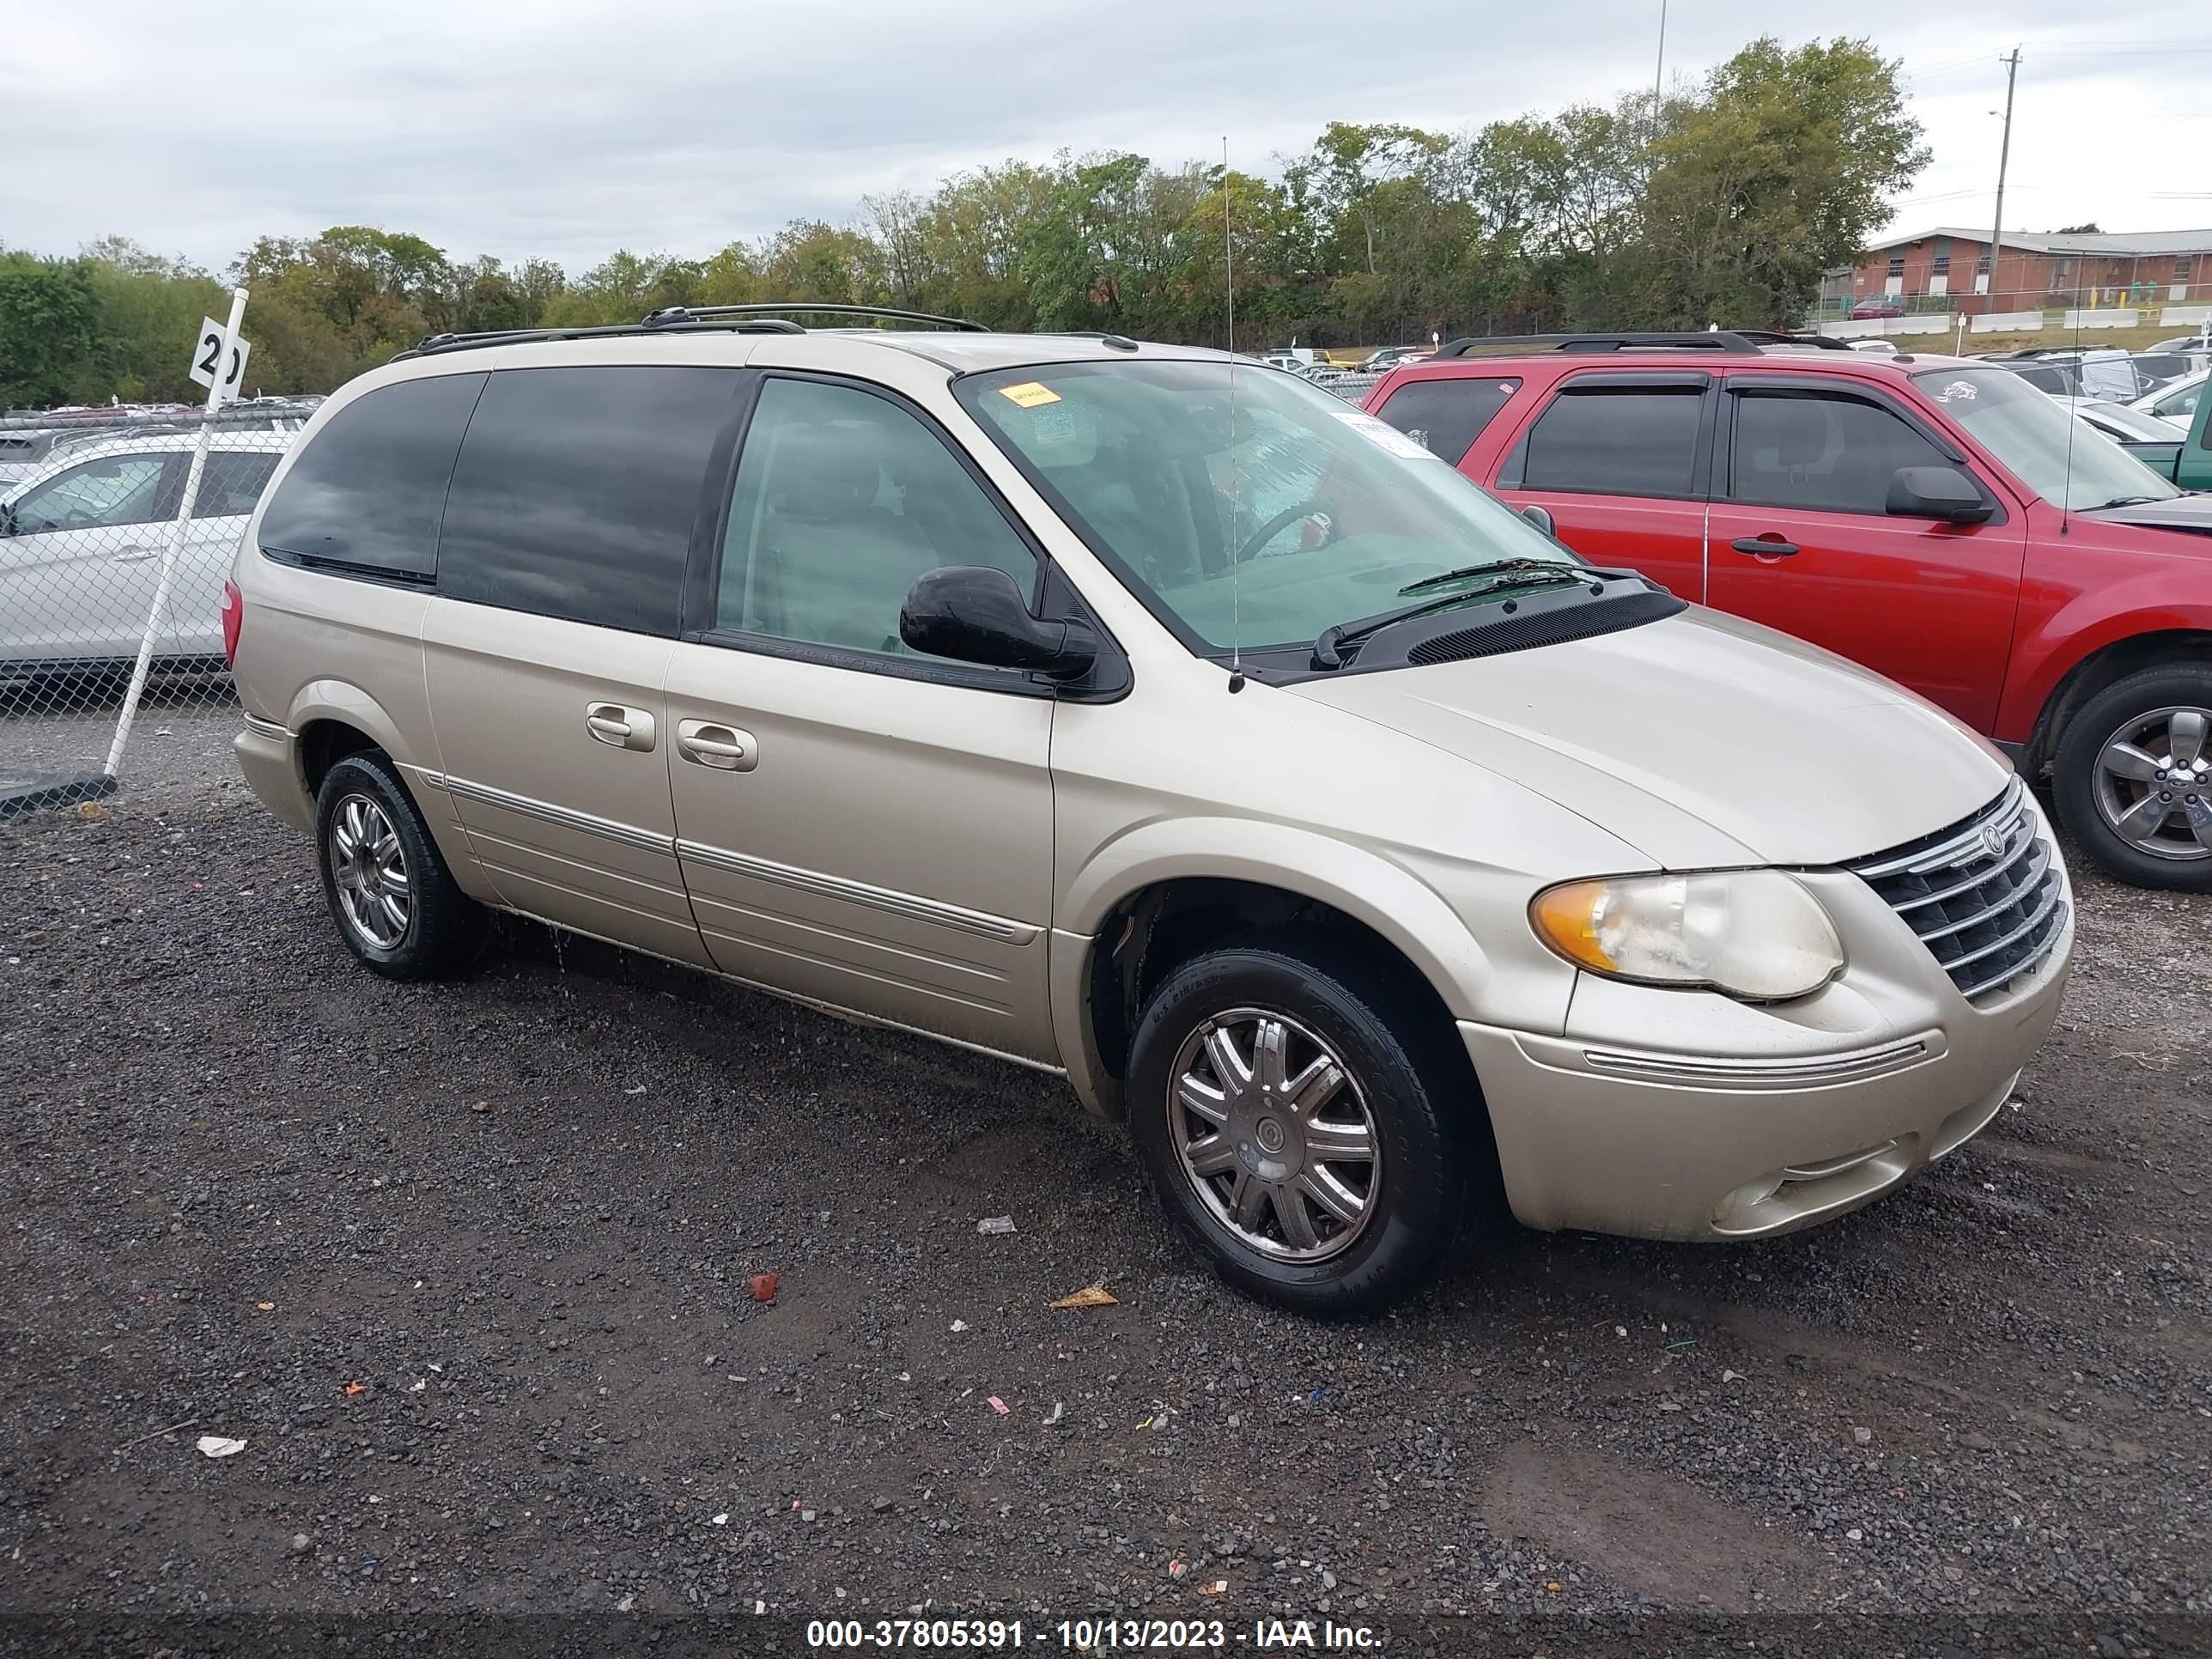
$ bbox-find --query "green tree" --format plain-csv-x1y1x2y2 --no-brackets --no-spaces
0,253,102,408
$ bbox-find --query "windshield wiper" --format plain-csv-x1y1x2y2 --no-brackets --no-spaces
1396,556,1587,597
2082,495,2164,510
1312,568,1595,671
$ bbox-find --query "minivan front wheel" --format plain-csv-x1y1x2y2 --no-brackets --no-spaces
2053,663,2212,892
1127,945,1479,1315
315,752,481,979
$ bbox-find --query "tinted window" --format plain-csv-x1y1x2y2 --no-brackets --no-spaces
1729,392,1948,514
1374,377,1521,465
1512,385,1705,497
198,451,281,518
11,454,172,533
438,366,742,635
716,377,1036,659
258,373,485,576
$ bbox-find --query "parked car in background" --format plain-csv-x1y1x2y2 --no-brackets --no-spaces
0,433,293,672
223,310,2069,1314
2132,367,2208,431
1367,331,2212,890
1848,296,1904,319
0,428,67,489
2130,351,2208,396
2056,397,2191,472
1361,345,1433,371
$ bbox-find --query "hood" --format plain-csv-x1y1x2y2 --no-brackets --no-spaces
2079,494,2212,537
1290,606,2011,870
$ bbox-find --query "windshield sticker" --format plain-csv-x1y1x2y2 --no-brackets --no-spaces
1935,380,1978,404
1328,406,1442,462
998,380,1062,409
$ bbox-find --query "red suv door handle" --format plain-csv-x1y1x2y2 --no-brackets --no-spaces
1729,535,1799,558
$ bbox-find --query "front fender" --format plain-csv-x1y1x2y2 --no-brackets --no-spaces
1999,589,2212,744
1059,816,1576,1036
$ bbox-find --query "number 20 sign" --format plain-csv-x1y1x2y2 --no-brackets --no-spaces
189,317,253,401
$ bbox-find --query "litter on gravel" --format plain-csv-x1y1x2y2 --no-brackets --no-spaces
976,1215,1017,1236
195,1436,246,1459
1050,1284,1116,1309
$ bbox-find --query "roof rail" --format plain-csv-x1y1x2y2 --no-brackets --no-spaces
1431,331,1830,358
393,300,988,362
647,302,988,332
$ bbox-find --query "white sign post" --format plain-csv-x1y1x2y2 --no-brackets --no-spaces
105,287,251,778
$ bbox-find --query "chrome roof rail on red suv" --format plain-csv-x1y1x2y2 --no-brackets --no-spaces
1432,330,1850,357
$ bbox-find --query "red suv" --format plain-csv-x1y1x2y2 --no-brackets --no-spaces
1364,331,2212,890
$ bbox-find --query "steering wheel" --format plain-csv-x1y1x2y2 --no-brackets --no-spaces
1231,497,1335,564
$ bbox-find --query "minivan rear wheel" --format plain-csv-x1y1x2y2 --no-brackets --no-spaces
2053,663,2212,892
1126,944,1483,1315
314,752,482,979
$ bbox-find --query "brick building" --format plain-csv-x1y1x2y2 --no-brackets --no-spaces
1845,226,2212,311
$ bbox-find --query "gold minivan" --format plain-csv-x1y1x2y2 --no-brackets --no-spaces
227,307,2073,1313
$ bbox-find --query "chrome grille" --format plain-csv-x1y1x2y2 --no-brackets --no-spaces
1847,779,2068,1003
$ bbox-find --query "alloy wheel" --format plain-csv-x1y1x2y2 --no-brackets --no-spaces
329,793,413,949
2094,706,2212,862
1167,1008,1381,1262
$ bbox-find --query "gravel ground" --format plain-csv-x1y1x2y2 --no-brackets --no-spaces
1,764,2207,1657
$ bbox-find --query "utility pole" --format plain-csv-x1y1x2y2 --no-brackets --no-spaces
1984,48,2021,305
1652,0,1668,118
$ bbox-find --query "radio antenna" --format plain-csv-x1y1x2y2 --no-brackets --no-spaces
2059,267,2080,537
1224,134,1245,693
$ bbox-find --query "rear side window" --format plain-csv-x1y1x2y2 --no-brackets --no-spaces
1506,384,1706,498
1373,377,1521,465
1728,391,1948,514
198,451,281,518
258,373,485,577
436,366,743,635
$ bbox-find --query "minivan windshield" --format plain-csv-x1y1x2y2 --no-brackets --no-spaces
957,359,1574,654
1917,367,2181,511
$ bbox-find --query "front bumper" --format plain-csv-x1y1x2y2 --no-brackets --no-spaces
1462,857,2074,1242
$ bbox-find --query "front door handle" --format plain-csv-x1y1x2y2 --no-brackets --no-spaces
111,546,157,563
1729,535,1799,558
586,702,657,752
678,719,758,772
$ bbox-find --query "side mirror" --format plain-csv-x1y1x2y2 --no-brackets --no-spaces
900,565,1097,680
1886,465,1994,525
1517,502,1556,538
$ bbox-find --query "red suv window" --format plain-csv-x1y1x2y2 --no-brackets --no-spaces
1372,376,1521,465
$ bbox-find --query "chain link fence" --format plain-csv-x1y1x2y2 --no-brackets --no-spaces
0,400,318,815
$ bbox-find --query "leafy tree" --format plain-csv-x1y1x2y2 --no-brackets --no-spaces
0,254,102,408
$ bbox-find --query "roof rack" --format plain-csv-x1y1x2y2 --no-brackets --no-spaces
1431,330,1848,358
394,301,988,362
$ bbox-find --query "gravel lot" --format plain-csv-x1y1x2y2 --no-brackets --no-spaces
2,744,2208,1656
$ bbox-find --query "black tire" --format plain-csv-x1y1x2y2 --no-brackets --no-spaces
2051,662,2212,893
1126,942,1493,1316
314,751,483,979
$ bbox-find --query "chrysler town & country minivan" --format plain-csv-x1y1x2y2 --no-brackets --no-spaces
225,307,2074,1312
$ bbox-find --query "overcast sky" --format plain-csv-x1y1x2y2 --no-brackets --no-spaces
6,0,2209,274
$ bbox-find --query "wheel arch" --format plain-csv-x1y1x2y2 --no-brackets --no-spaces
1054,825,1497,1121
2018,627,2212,777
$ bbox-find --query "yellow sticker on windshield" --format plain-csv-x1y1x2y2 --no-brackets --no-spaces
999,380,1062,408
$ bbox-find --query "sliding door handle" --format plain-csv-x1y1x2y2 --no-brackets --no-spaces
678,720,758,772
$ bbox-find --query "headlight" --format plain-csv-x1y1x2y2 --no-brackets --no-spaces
1529,871,1844,1001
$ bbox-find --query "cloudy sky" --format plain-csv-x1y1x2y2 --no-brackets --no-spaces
7,0,2209,273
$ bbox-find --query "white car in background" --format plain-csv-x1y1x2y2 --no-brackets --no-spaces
2054,395,2199,449
0,433,293,672
2130,367,2207,432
